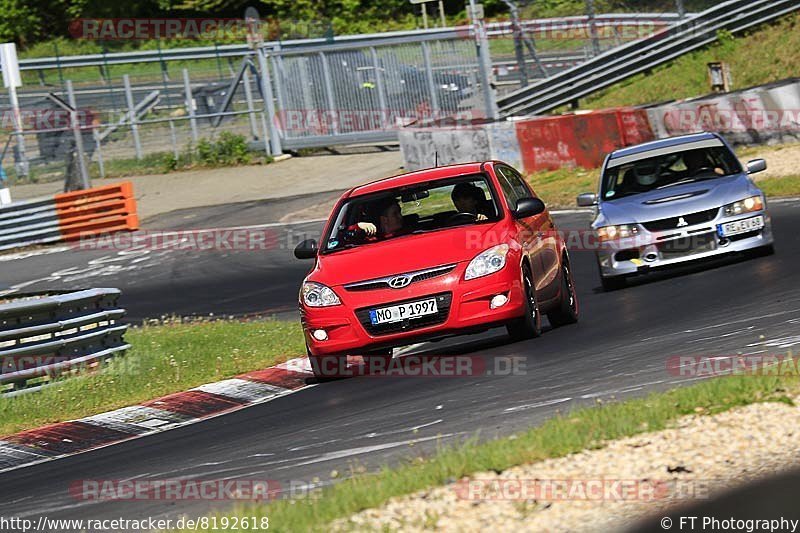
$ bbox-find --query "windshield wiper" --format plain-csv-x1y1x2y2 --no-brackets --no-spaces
657,178,697,189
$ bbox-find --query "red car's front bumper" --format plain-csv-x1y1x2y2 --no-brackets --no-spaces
301,262,525,356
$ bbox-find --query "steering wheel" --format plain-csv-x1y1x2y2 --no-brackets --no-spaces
688,166,715,177
446,212,478,224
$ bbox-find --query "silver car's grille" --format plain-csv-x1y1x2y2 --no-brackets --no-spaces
658,233,717,259
343,264,457,292
641,207,719,232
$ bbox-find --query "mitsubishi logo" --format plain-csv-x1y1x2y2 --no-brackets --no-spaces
388,275,411,289
676,216,689,228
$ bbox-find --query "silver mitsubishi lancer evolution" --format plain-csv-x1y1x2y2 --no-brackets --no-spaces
577,132,775,291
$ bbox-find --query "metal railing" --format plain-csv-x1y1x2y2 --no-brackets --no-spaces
6,14,686,74
497,0,800,117
0,288,129,394
0,11,703,179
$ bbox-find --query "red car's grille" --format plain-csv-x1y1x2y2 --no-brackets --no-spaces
343,264,457,292
355,293,452,336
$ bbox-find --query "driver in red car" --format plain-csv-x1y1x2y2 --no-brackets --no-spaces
346,197,411,241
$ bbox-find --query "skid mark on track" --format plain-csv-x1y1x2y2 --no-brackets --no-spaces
361,419,444,439
284,434,458,468
503,397,573,413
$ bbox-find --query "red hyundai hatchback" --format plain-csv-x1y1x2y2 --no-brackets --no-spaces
294,161,578,379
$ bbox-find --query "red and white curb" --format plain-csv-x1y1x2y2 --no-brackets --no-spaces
0,357,318,475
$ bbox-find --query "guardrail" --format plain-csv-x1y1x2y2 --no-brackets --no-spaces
497,0,800,117
6,13,686,72
0,181,139,251
0,289,129,393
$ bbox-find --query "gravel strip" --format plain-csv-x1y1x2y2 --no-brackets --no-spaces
335,396,800,532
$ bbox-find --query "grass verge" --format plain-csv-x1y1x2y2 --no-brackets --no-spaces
0,319,306,436
192,373,798,532
757,175,800,199
525,166,598,209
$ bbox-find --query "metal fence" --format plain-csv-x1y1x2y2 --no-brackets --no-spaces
0,288,129,394
268,31,491,149
0,13,690,185
1,62,270,185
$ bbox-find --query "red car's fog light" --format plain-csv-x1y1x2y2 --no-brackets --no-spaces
490,294,509,309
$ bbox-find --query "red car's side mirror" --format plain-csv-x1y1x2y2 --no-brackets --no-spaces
294,239,318,259
513,197,546,219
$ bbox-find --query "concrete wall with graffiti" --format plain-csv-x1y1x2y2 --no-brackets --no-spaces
399,78,800,173
646,78,800,145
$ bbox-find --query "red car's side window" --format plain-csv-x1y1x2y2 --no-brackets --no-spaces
496,166,532,209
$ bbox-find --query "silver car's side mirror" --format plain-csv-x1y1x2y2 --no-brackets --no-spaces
577,193,598,207
746,159,767,174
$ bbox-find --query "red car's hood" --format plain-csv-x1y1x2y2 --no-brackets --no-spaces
310,221,508,287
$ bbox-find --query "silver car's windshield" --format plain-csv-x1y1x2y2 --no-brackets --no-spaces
601,146,742,201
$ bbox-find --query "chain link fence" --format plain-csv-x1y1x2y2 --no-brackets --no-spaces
1,56,273,187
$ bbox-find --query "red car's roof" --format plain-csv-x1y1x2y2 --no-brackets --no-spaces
348,162,489,197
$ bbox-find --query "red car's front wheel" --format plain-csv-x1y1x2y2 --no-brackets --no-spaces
506,263,542,341
548,257,579,327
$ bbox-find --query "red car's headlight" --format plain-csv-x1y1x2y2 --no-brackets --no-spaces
465,244,509,280
301,282,341,307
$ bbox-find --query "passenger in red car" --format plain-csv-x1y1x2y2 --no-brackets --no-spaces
451,182,492,221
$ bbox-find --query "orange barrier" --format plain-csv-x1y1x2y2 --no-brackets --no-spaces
54,182,139,241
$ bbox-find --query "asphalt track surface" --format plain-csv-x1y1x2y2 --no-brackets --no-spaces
1,198,799,527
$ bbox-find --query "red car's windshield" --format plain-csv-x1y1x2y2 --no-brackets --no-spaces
322,174,501,253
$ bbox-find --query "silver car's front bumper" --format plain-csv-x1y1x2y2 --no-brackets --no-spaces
597,210,774,278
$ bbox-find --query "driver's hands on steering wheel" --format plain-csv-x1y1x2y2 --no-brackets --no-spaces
476,213,488,221
357,222,377,235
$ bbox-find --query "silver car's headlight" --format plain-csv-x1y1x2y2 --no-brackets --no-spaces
465,244,509,280
723,195,764,217
301,282,341,307
596,224,639,241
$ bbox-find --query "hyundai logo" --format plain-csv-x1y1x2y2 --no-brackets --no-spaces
388,275,412,289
